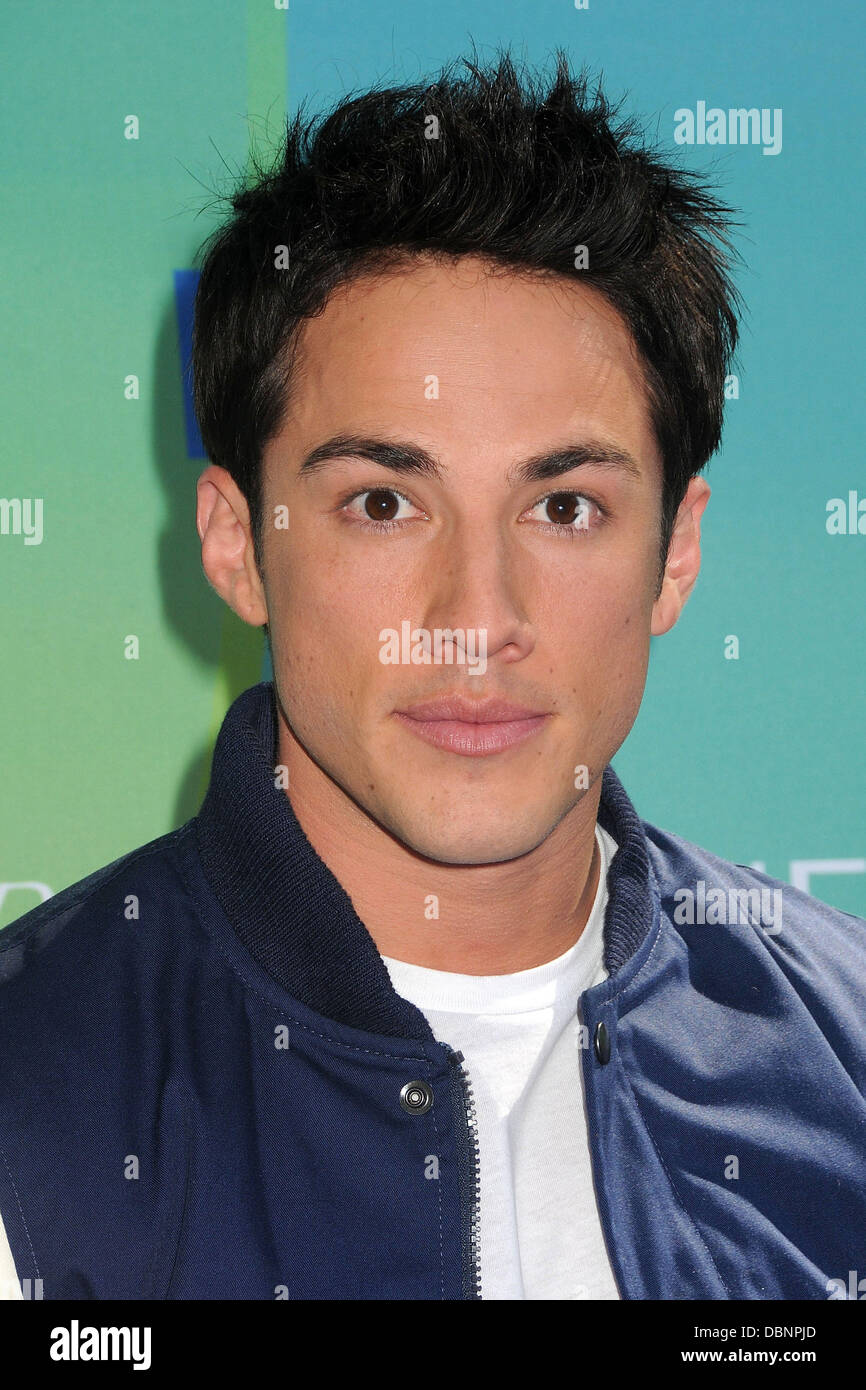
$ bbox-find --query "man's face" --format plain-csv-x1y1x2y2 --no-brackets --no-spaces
259,255,668,864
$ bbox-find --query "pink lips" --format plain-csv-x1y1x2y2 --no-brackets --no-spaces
393,695,550,757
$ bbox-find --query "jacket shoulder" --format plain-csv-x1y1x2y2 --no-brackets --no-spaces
641,815,866,1033
642,815,866,932
0,821,196,983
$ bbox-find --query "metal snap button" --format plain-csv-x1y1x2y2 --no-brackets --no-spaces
400,1080,433,1115
594,1021,611,1064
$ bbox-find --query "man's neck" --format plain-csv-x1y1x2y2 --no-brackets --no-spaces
277,719,603,976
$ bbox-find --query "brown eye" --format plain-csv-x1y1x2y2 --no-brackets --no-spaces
522,490,600,534
545,493,589,526
344,487,422,529
364,489,401,521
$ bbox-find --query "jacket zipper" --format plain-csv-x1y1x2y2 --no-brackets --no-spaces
441,1042,482,1300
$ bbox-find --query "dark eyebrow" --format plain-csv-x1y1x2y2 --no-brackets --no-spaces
297,433,643,485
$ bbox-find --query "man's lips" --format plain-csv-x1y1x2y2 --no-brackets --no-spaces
396,695,547,723
393,695,550,757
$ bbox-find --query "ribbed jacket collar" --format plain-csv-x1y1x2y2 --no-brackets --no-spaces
194,681,656,1038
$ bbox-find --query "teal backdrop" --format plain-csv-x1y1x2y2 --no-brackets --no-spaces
2,0,864,929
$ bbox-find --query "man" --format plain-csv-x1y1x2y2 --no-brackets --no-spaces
1,50,864,1302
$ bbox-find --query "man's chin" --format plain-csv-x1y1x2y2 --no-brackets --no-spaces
375,807,564,868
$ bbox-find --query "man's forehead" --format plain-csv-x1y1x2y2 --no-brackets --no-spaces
273,255,659,472
295,253,641,368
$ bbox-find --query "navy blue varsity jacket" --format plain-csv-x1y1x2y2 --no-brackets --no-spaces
0,680,864,1299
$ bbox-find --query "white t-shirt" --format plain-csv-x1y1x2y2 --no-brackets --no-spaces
382,822,621,1300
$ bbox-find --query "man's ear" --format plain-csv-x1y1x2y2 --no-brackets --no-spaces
651,477,711,636
196,465,268,627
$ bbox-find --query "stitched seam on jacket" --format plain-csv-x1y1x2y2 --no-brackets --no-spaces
427,1103,446,1300
601,909,665,1006
159,1100,191,1301
174,848,432,1063
144,1087,191,1301
0,1140,39,1280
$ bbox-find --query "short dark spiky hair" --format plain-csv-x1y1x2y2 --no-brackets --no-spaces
191,46,743,593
